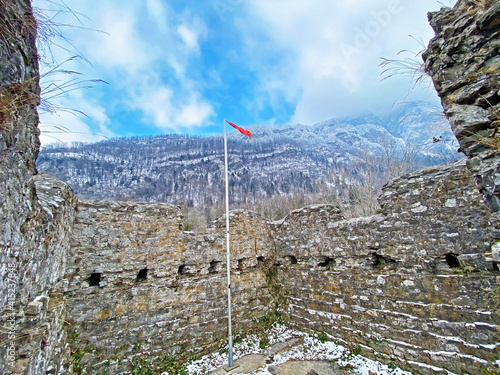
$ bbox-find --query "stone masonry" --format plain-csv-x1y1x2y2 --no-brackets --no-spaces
0,2,76,375
64,204,274,373
276,160,499,374
423,0,500,211
61,159,498,375
0,0,499,374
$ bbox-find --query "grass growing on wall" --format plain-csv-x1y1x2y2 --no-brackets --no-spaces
464,96,500,151
128,355,188,375
466,0,494,13
0,0,39,132
0,79,39,131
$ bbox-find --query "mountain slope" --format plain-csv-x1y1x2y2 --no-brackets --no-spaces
36,101,461,207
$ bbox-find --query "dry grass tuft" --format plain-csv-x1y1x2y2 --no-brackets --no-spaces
0,79,39,132
468,0,493,8
379,36,432,105
380,53,428,86
463,0,494,14
0,0,39,132
0,0,108,138
463,97,500,151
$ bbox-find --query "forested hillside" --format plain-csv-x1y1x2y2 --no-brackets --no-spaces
37,101,461,223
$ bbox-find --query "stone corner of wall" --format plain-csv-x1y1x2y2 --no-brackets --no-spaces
422,0,500,211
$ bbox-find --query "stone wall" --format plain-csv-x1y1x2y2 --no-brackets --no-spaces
274,160,499,374
1,0,499,374
64,160,499,375
423,0,500,211
0,2,76,374
65,203,274,373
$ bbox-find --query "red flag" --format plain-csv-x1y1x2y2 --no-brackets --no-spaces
227,121,252,139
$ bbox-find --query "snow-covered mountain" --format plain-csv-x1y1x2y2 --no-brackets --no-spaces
36,101,461,207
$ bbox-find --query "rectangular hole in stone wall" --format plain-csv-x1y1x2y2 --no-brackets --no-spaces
257,256,265,263
445,253,460,268
88,272,101,286
137,268,148,281
493,262,499,272
286,255,298,265
237,259,244,271
372,253,396,269
178,265,186,275
208,260,221,274
318,256,333,268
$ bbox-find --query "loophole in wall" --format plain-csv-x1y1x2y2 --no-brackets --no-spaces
445,253,460,268
208,260,221,274
137,268,148,281
318,256,333,268
88,272,101,286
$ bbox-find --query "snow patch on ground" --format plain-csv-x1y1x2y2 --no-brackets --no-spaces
180,324,411,375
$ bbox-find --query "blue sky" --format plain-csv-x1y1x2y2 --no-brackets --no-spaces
33,0,453,145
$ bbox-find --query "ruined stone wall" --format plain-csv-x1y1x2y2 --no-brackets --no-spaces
60,2,500,374
65,203,274,373
274,160,499,374
0,0,41,313
423,0,500,211
1,1,499,374
0,2,77,374
65,160,499,374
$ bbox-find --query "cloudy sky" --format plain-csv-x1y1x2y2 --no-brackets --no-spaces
33,0,453,145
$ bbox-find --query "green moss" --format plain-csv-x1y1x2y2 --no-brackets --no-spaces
70,346,92,375
351,344,362,356
129,354,188,375
259,336,269,350
317,331,329,343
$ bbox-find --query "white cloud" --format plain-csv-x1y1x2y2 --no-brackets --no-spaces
146,0,168,33
39,111,106,146
34,0,215,136
34,0,444,140
78,103,114,139
177,25,199,50
85,6,154,73
170,17,207,76
175,99,215,127
130,82,214,132
38,90,116,146
134,85,175,130
242,0,442,124
167,55,187,78
37,60,115,145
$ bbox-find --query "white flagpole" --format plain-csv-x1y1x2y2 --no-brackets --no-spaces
223,119,235,369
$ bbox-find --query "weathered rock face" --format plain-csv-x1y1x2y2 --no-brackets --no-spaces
1,173,77,375
0,0,41,306
0,2,77,374
423,0,500,211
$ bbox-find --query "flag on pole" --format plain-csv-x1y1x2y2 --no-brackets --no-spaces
227,120,252,139
222,118,251,371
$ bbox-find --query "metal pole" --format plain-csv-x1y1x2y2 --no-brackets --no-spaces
223,119,234,368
